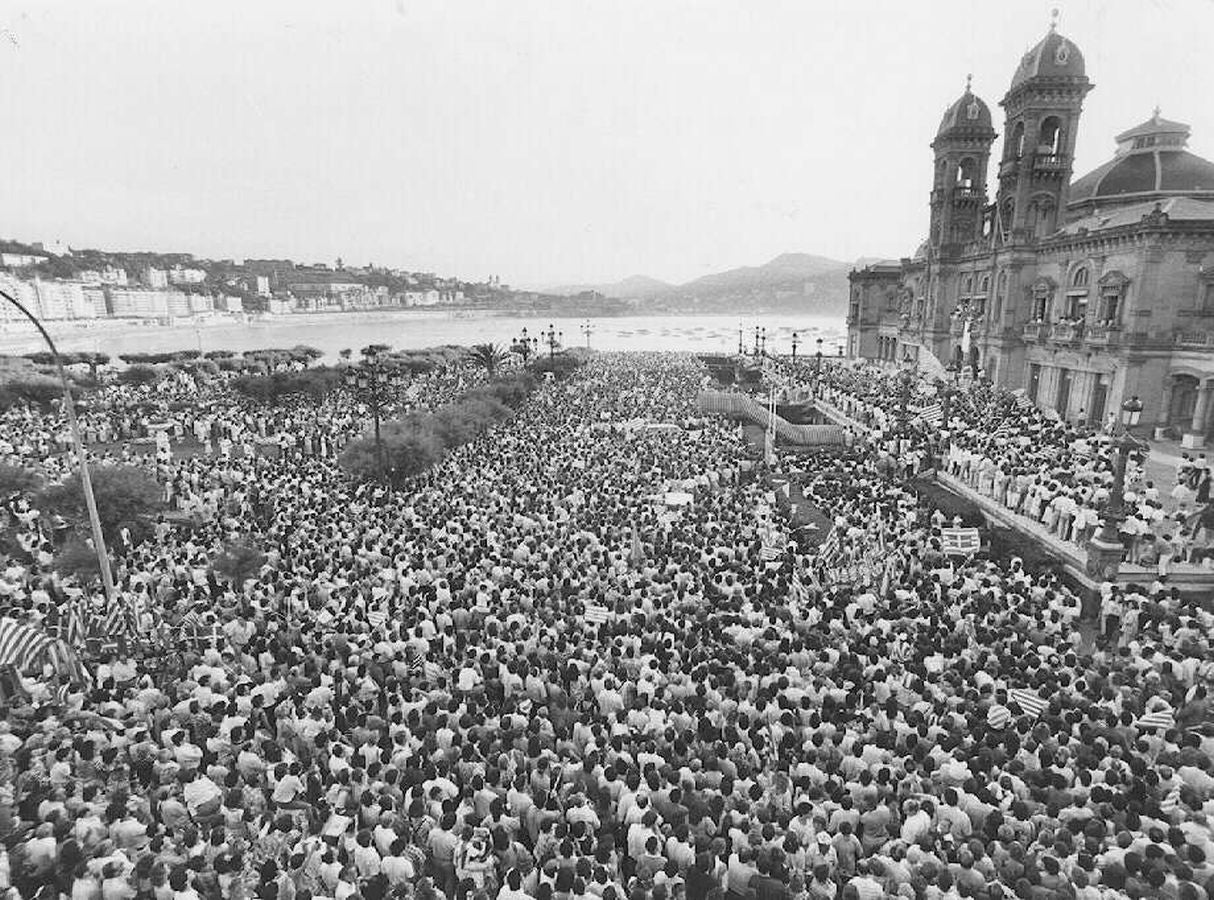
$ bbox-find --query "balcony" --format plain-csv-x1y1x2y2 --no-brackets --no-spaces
1085,324,1122,347
1049,322,1084,344
954,187,984,202
1021,322,1047,342
1033,152,1070,173
1175,330,1214,349
999,158,1021,179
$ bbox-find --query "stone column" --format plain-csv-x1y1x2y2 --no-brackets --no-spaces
1155,377,1175,440
1183,380,1213,449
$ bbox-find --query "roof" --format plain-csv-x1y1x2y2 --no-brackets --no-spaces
1055,197,1214,236
1009,29,1086,91
936,87,995,139
1068,113,1214,208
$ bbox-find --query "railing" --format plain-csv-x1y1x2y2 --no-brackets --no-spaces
1175,331,1214,348
1033,153,1070,170
954,187,984,201
999,158,1021,179
1021,322,1047,341
1085,324,1122,347
1050,322,1084,343
697,391,847,446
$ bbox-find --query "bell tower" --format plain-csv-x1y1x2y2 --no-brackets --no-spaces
929,74,997,256
995,12,1093,243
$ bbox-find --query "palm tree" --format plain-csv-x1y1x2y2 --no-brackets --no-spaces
467,343,508,376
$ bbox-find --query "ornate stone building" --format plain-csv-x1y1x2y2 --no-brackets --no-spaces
848,20,1214,445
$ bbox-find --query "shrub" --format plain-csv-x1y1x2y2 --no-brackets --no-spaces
117,365,162,386
37,465,164,546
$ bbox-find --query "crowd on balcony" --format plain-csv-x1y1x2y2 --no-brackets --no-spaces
0,352,1211,900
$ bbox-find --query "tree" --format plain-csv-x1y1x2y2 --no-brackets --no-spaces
117,365,162,387
0,464,42,498
467,343,509,376
37,465,164,546
339,426,444,486
290,345,323,368
210,541,267,585
339,348,352,361
204,350,235,360
0,375,63,410
51,538,105,584
362,344,391,358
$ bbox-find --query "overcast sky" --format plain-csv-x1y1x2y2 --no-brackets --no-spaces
1,0,1211,287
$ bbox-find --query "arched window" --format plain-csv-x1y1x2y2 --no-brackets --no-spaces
962,274,974,296
1009,122,1026,160
979,275,991,295
1032,198,1056,238
1002,198,1015,232
956,157,978,188
1065,265,1091,321
993,270,1008,320
1039,117,1063,155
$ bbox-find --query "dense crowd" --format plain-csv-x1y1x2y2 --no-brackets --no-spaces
0,351,1211,900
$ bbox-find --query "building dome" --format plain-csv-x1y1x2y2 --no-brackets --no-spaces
936,83,994,137
1068,112,1214,210
1009,27,1086,90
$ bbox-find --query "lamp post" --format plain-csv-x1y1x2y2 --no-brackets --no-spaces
581,321,593,349
543,323,561,359
753,326,761,357
344,350,407,479
814,338,823,376
790,331,799,359
513,327,538,362
759,328,767,357
898,368,913,432
1093,396,1145,547
738,324,744,356
0,288,115,603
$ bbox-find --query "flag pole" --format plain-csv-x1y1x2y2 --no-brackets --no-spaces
0,288,116,604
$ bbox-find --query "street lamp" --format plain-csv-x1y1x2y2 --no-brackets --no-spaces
513,327,539,361
791,332,799,359
344,350,407,479
581,321,593,349
753,326,761,357
0,287,115,604
541,323,562,359
760,328,767,357
1093,395,1145,546
814,338,823,376
898,368,914,432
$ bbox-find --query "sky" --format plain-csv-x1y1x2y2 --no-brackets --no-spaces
1,0,1212,288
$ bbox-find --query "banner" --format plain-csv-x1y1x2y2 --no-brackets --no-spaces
941,527,981,556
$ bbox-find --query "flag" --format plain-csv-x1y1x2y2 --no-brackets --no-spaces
940,527,981,557
760,529,785,563
406,645,426,677
102,596,135,638
1009,688,1048,718
0,618,52,673
367,609,388,629
914,403,943,427
1137,709,1176,732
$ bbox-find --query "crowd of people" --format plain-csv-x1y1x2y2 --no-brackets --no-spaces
0,349,1211,900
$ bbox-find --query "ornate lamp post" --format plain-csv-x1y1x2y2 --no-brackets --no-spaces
738,324,745,356
344,351,407,478
1087,396,1145,584
512,327,537,361
543,323,562,359
898,368,913,432
753,326,761,357
581,321,593,349
814,338,823,375
790,331,799,359
759,328,767,357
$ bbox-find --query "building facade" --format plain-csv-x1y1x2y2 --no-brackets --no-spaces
848,21,1214,445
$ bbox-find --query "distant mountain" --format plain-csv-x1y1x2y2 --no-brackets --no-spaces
539,252,858,313
542,274,672,299
681,253,849,292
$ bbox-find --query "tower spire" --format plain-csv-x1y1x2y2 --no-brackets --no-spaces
1049,8,1059,32
965,73,973,93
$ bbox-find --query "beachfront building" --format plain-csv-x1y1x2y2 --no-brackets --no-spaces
848,19,1214,444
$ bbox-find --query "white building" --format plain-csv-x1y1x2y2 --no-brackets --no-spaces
0,252,48,268
106,288,171,318
141,267,169,289
168,266,207,285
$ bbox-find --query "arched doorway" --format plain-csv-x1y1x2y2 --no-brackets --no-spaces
1171,375,1199,428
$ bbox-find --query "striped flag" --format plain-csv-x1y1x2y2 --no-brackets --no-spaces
0,618,52,673
367,609,388,629
941,527,981,557
406,645,426,677
1009,688,1048,718
102,596,135,638
1137,709,1176,732
914,403,943,427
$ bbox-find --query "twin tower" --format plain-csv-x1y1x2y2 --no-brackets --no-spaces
928,20,1092,254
